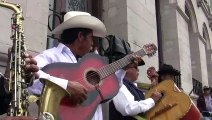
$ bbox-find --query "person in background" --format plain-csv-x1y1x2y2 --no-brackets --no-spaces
197,86,212,120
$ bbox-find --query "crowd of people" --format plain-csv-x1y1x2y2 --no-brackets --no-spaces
0,10,211,120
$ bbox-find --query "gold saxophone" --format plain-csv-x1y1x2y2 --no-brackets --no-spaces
39,79,70,120
0,0,33,116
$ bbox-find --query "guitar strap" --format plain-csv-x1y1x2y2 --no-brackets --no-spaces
95,85,104,101
121,39,131,54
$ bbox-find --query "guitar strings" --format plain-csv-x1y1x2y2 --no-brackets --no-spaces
86,54,136,84
84,61,123,85
68,56,132,86
72,50,147,86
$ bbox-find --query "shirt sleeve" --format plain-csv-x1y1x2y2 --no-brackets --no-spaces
27,52,68,95
112,85,155,116
115,69,126,87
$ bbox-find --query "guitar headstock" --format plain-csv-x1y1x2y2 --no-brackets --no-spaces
143,43,157,57
147,66,158,78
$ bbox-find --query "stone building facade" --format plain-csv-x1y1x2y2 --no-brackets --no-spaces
102,0,212,96
0,0,211,119
159,0,212,94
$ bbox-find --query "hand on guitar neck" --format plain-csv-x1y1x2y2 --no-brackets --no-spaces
123,52,144,70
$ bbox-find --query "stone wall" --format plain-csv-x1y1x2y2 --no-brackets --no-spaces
102,0,128,39
103,0,158,84
126,0,158,83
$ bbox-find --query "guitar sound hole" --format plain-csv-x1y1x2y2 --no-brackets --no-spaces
86,70,100,85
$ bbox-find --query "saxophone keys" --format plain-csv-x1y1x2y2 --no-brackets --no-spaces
28,95,39,103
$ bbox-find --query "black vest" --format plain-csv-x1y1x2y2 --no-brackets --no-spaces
109,79,145,120
0,76,11,115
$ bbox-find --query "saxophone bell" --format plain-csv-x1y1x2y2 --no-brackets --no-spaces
39,78,70,120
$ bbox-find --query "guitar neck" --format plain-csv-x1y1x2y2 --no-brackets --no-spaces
98,49,146,79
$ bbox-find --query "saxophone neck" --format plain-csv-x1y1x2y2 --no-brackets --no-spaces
0,1,24,24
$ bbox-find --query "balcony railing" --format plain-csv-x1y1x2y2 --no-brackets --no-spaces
174,75,182,89
192,78,202,95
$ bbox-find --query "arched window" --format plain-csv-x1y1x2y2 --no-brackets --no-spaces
185,0,199,33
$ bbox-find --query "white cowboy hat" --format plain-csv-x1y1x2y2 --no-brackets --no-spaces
51,11,107,37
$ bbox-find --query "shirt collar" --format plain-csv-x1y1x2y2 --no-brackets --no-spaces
57,43,67,53
57,43,78,62
57,43,74,55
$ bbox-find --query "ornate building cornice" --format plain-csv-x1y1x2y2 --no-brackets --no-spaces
197,0,212,30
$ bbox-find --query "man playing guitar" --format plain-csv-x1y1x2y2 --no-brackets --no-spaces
146,64,200,120
110,59,162,120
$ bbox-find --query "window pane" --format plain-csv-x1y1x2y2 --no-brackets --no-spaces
66,0,87,12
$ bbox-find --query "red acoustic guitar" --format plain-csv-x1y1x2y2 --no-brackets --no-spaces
145,67,200,120
39,43,157,120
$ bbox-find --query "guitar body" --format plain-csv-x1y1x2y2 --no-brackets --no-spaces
42,53,120,120
145,80,200,120
181,103,200,120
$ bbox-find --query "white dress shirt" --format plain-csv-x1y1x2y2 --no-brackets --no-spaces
112,84,155,116
205,95,212,112
28,43,126,120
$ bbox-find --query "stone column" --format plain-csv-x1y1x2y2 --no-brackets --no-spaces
206,49,212,86
159,0,193,94
189,33,203,82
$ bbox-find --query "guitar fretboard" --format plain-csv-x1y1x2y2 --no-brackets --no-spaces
98,49,146,79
